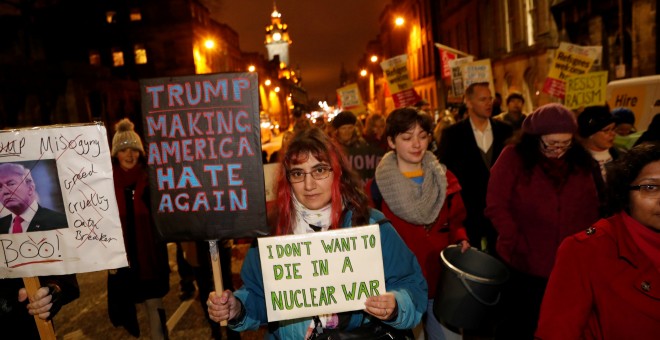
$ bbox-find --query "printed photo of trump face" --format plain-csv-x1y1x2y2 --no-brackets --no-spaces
0,160,67,234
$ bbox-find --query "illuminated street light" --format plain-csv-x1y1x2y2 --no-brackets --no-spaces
360,69,368,77
274,86,281,93
370,55,378,63
395,17,405,26
204,39,215,49
265,79,272,86
248,65,256,72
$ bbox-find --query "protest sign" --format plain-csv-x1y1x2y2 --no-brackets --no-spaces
336,83,366,114
448,56,474,100
344,144,385,184
461,59,495,95
543,42,596,99
258,224,385,322
0,124,127,278
381,54,421,108
140,72,268,241
565,71,609,109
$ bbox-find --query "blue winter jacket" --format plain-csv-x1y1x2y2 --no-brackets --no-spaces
229,209,427,339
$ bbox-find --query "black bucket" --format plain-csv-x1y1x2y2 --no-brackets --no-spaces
434,245,509,331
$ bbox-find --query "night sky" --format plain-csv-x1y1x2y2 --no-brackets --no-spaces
207,0,388,103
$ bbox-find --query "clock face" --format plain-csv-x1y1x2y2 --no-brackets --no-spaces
273,32,282,41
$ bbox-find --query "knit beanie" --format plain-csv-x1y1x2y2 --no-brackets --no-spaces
112,118,145,156
611,107,635,126
577,106,615,138
521,103,577,135
332,111,357,129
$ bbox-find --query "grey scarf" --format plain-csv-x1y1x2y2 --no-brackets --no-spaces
375,151,447,225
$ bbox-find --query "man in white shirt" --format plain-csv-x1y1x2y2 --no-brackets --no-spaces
0,163,68,234
436,82,513,254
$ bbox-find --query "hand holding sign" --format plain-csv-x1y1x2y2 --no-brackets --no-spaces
207,290,243,324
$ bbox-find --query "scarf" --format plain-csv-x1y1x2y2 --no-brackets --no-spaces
292,194,333,234
375,151,447,225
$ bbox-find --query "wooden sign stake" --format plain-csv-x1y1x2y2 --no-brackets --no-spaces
23,277,56,340
209,240,228,327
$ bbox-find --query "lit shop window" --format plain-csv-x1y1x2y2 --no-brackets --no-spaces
134,44,147,64
106,11,117,24
89,50,101,66
112,48,124,67
130,8,142,21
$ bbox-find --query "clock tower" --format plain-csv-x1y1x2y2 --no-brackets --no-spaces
265,4,291,67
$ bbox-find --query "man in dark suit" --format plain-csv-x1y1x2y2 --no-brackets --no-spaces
0,163,68,234
436,82,513,255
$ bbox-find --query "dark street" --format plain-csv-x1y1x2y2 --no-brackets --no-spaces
53,243,265,340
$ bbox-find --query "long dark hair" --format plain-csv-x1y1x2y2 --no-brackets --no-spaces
605,142,660,215
514,133,594,173
275,128,369,235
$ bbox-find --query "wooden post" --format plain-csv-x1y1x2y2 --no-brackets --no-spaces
209,240,228,327
22,277,56,340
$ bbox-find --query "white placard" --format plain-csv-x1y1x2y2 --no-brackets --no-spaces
258,224,385,322
0,124,127,278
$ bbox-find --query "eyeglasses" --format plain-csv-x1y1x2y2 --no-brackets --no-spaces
287,166,333,183
540,138,572,149
629,184,660,198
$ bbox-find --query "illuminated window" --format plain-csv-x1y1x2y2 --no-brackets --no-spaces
112,48,124,67
130,8,142,21
89,50,101,66
106,11,116,24
134,44,147,64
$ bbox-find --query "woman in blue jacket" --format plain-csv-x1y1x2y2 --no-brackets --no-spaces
207,128,427,339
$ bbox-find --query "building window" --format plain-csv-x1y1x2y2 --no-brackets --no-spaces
89,50,101,66
525,0,536,46
134,44,147,64
130,8,142,21
106,11,117,24
112,48,124,67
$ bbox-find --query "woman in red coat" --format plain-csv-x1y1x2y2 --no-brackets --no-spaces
485,104,602,339
367,107,469,340
109,118,170,339
536,142,660,339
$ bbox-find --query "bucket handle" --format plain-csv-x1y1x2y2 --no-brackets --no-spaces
458,273,501,306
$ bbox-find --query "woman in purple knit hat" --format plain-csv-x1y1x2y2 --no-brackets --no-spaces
485,103,603,339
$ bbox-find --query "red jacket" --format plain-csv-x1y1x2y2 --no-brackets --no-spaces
486,146,600,278
536,213,660,339
367,170,468,298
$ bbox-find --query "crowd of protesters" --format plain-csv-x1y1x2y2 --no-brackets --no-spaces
9,82,660,339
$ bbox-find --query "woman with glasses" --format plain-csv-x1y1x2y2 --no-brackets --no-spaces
536,142,660,339
485,103,602,339
206,128,427,339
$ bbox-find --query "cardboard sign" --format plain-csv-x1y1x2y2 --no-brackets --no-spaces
381,54,421,108
140,72,268,241
543,42,597,99
336,83,366,114
565,71,609,109
0,124,127,278
258,225,385,322
448,56,474,99
461,59,495,96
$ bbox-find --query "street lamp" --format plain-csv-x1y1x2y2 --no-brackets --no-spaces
370,55,379,63
248,65,256,72
395,17,405,27
265,79,272,86
204,39,215,49
360,69,368,77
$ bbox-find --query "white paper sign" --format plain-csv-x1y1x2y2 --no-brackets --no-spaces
0,124,128,278
258,224,385,322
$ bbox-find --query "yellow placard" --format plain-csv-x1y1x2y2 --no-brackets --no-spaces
565,71,608,109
